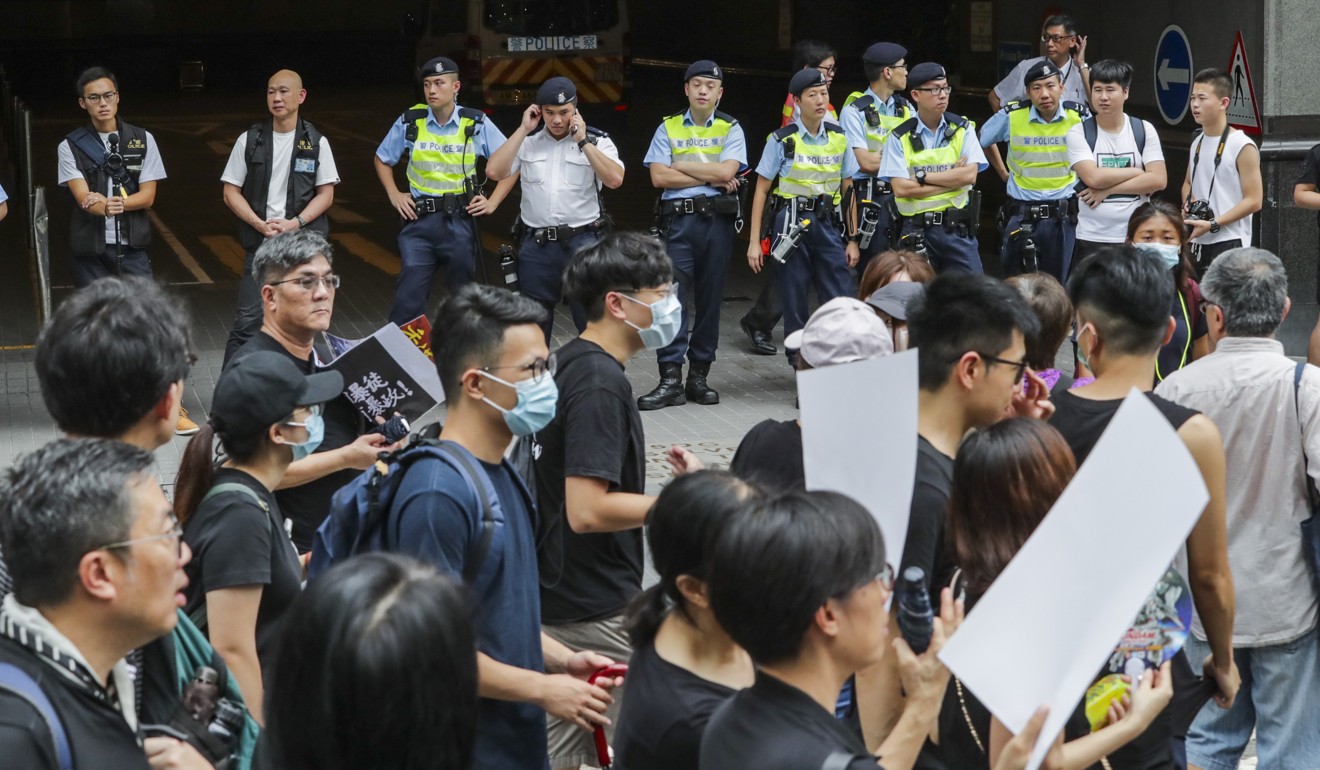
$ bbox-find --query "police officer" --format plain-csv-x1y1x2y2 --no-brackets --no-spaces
746,68,860,365
981,61,1084,280
840,42,913,269
487,76,625,342
636,60,747,410
374,56,513,326
879,63,988,273
57,66,166,287
221,69,340,364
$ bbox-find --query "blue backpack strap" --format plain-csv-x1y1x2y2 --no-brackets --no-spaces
0,663,72,770
66,126,109,170
431,442,498,585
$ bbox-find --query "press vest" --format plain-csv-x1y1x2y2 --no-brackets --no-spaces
892,114,972,216
1005,101,1084,195
65,121,151,256
663,111,736,169
772,123,849,204
848,93,913,156
403,104,485,196
238,117,329,250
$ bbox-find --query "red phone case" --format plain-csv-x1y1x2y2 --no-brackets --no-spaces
587,664,629,768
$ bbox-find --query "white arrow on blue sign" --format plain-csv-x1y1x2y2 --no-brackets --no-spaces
1154,25,1193,125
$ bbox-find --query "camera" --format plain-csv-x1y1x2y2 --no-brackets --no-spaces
1185,199,1215,222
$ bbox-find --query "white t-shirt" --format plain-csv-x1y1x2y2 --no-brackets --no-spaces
1185,129,1255,246
1065,117,1164,243
220,130,340,220
58,130,167,245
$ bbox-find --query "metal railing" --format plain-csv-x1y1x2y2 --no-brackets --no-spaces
1,65,51,323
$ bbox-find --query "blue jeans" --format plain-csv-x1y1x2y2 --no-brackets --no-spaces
390,212,479,326
1183,624,1320,770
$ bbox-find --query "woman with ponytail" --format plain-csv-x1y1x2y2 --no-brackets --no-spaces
174,351,342,724
611,471,761,770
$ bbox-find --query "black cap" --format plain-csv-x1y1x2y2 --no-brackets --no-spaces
865,281,925,321
789,68,828,97
684,60,723,82
1023,60,1063,87
536,76,577,106
418,57,459,83
211,352,344,439
907,62,947,88
863,42,907,67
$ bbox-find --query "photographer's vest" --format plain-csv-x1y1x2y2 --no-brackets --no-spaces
892,114,972,216
1005,101,1084,196
771,122,849,204
663,111,737,174
65,121,150,256
847,93,913,163
401,104,484,196
238,117,329,250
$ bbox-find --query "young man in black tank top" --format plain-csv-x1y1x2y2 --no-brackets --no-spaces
1051,244,1239,768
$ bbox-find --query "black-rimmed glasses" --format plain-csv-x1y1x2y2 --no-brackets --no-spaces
977,352,1030,384
484,355,558,384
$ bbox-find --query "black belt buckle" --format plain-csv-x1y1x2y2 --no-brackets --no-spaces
682,198,695,215
798,197,817,211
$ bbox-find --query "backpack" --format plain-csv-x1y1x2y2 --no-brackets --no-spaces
167,611,261,770
1081,114,1147,156
308,430,508,584
0,663,71,770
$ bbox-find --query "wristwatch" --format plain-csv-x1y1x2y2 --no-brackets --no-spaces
577,134,598,150
915,169,928,186
1209,219,1221,234
295,214,308,229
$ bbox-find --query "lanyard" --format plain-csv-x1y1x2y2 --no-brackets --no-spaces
1155,287,1191,382
1190,129,1231,202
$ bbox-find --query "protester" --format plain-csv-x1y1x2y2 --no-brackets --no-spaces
612,471,760,770
1125,201,1209,382
173,351,343,725
864,281,922,352
1155,247,1320,770
857,248,935,301
1005,272,1074,394
264,553,479,770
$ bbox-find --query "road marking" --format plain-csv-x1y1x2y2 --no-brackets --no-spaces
147,211,213,284
331,233,401,275
327,205,371,224
207,140,232,156
0,345,35,351
200,235,246,276
314,121,383,146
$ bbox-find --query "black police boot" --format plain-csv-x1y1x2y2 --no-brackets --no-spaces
638,362,687,411
685,361,719,405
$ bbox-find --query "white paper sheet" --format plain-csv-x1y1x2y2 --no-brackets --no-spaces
799,349,919,563
938,390,1209,770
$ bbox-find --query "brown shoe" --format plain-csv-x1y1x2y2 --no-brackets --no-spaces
175,406,200,436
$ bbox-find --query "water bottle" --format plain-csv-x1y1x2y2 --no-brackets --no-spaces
857,202,882,250
498,245,519,294
770,218,810,263
897,566,935,655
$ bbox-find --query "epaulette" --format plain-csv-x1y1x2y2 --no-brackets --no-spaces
849,94,876,112
772,125,798,142
892,117,919,137
823,121,845,134
714,110,738,125
585,126,608,138
401,106,428,124
457,107,486,123
1005,100,1031,113
945,112,971,130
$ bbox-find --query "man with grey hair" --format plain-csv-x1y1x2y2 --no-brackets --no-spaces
227,229,397,551
0,438,202,767
1156,247,1320,770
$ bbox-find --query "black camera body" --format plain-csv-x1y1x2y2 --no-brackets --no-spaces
1185,199,1215,222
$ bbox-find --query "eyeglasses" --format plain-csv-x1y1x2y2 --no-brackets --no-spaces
835,561,896,598
285,403,324,427
977,352,1030,384
914,86,953,96
82,91,118,104
890,63,908,71
97,513,184,559
268,273,340,292
816,64,837,76
483,355,558,384
1197,299,1220,317
1041,34,1076,44
613,283,678,301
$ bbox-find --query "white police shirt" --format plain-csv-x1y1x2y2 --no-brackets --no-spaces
510,128,622,229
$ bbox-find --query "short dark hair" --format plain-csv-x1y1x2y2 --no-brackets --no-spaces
270,553,477,770
432,284,548,398
907,273,1040,391
626,471,760,647
792,40,837,71
1006,273,1073,370
947,419,1076,596
1068,244,1175,356
36,277,193,438
562,231,673,321
708,490,886,666
1042,14,1076,34
1089,60,1133,90
1194,68,1232,99
76,66,118,97
0,438,154,607
253,229,335,286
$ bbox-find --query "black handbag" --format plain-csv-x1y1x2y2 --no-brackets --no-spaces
1291,362,1320,589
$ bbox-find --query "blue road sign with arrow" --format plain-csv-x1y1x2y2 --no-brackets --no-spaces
1154,25,1193,125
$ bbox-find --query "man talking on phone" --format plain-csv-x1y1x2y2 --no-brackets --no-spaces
487,76,626,343
989,14,1092,113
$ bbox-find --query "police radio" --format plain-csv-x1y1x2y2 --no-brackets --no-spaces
865,105,881,129
498,245,520,294
1013,222,1039,274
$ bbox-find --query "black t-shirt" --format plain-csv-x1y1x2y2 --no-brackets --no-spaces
1049,390,1199,466
1298,144,1320,227
227,331,364,551
182,468,303,684
613,639,737,770
1156,283,1208,382
701,671,878,770
533,337,647,624
730,419,805,493
902,437,957,591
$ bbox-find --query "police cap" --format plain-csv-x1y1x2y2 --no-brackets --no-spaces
1023,60,1063,87
685,60,723,82
906,62,947,89
419,57,459,83
789,68,828,97
862,42,907,67
536,76,577,106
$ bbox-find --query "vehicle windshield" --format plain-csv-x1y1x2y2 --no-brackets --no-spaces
484,0,619,36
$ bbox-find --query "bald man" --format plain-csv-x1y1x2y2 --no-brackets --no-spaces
221,69,341,364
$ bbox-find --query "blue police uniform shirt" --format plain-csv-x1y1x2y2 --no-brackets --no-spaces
0,183,7,204
878,114,988,182
840,88,905,180
643,110,748,200
754,118,861,182
374,104,509,198
979,104,1076,201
